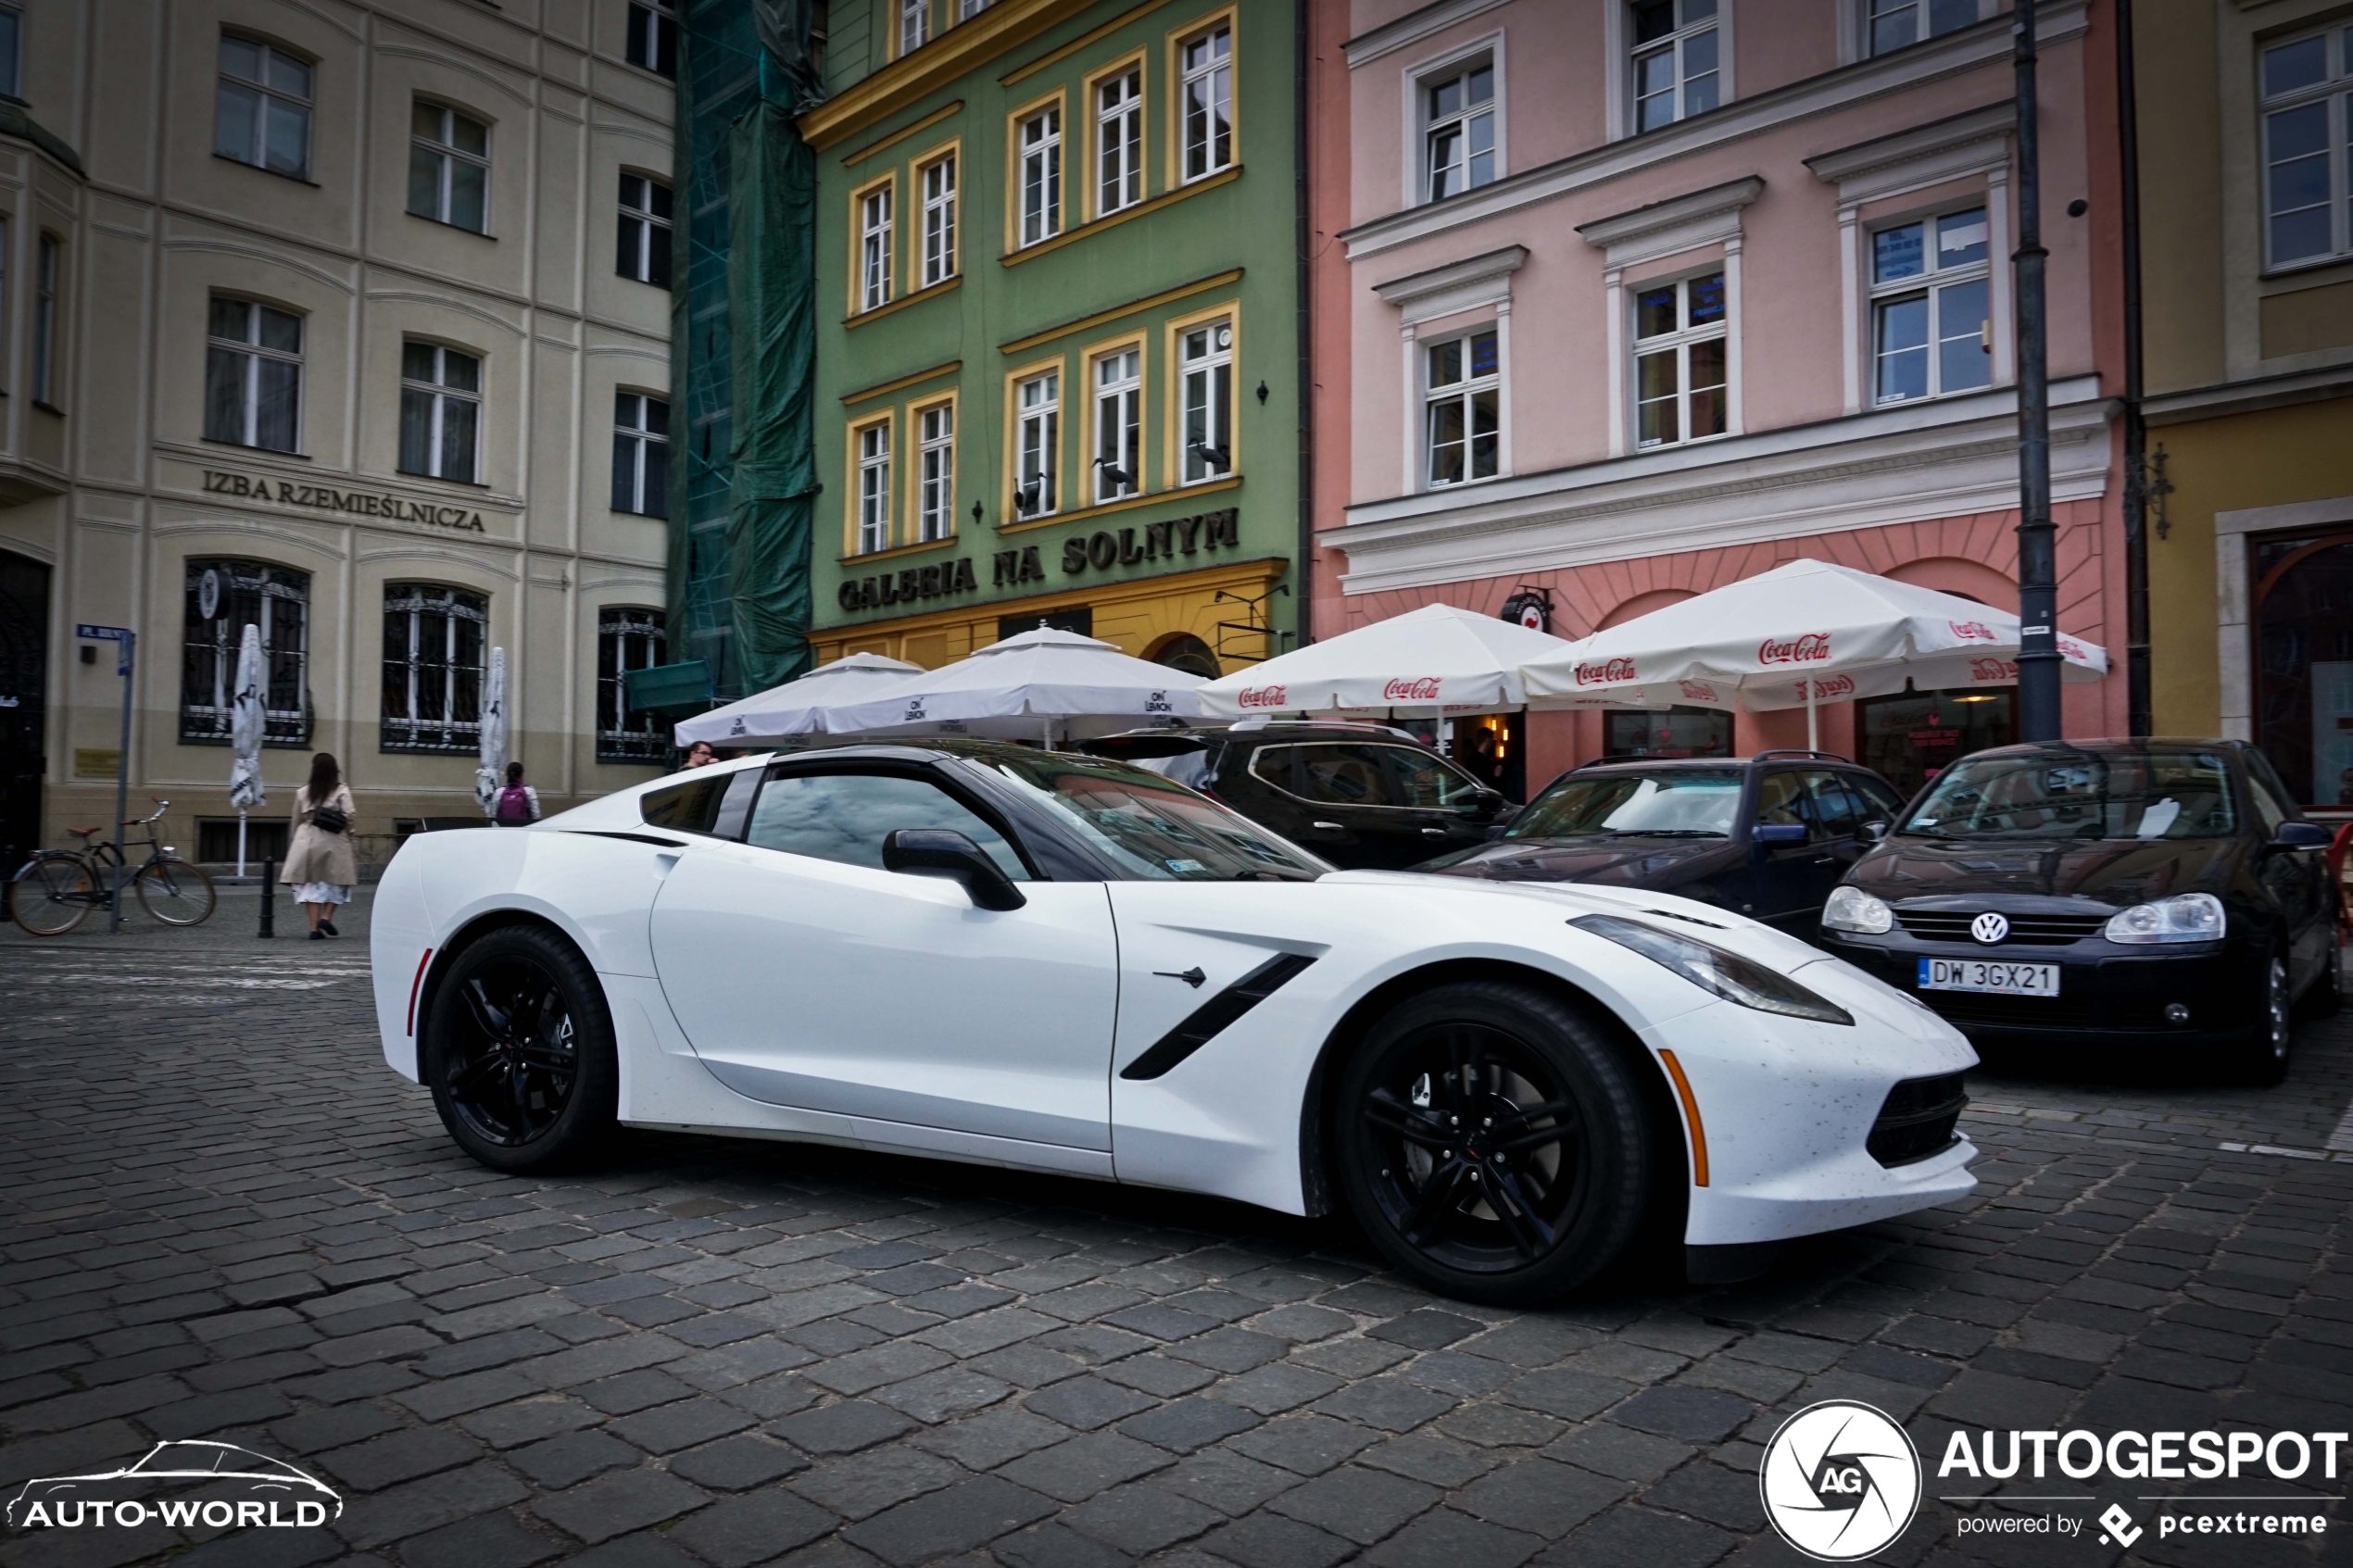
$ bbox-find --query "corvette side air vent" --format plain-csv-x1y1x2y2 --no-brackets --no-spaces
1867,1073,1968,1167
1120,953,1317,1081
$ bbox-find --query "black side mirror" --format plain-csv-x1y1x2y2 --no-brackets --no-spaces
2270,821,2333,852
1459,787,1508,820
1752,822,1808,847
1863,820,1890,842
882,828,1027,910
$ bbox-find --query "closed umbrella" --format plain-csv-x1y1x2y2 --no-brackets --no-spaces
476,646,507,816
675,652,921,745
818,627,1206,746
228,622,266,880
1195,602,1575,718
1522,558,2108,748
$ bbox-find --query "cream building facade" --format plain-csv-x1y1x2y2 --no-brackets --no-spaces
0,0,676,872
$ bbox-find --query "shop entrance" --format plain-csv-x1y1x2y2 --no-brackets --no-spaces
0,550,48,869
2253,528,2353,808
1448,712,1526,802
1856,684,2014,800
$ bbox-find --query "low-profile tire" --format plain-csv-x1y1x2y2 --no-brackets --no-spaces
2294,927,2342,1022
2233,952,2294,1087
1333,980,1655,1306
422,924,618,1172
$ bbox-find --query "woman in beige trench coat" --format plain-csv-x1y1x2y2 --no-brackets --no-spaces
281,752,358,938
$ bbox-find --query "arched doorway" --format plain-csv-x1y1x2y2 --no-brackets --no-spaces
1148,633,1220,679
2254,529,2353,806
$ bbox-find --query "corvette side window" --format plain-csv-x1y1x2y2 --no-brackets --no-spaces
746,771,1030,880
641,771,731,833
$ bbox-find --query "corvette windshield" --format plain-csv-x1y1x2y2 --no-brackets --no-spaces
1507,773,1740,838
980,754,1328,881
1904,750,2238,840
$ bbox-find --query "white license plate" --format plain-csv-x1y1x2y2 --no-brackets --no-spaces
1918,958,2060,997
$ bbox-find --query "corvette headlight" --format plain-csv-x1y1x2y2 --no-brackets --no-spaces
1571,913,1854,1025
1822,885,1894,935
2103,892,2224,945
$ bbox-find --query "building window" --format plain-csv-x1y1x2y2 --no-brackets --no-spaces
900,0,929,55
856,420,892,552
399,343,481,483
0,218,10,392
382,583,487,754
1630,0,1718,134
1867,0,1985,56
409,102,489,233
598,608,667,763
920,155,956,287
1018,107,1062,247
1632,271,1726,448
2261,27,2353,269
1098,69,1143,216
31,232,54,408
1870,206,1990,403
860,183,894,310
204,297,302,454
216,33,312,180
1093,347,1141,502
1014,371,1059,518
617,173,673,287
626,0,677,76
1423,58,1496,202
1180,24,1234,182
960,0,990,16
0,6,20,100
180,559,310,747
1425,328,1499,486
917,402,954,541
1179,319,1232,483
612,393,669,518
2254,529,2353,805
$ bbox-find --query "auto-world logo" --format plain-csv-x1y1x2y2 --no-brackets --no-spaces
1237,684,1288,709
2099,1504,2143,1547
1574,657,1637,685
1382,677,1442,702
6,1440,341,1532
1969,657,2020,682
1759,632,1832,664
1760,1400,1922,1561
1948,620,1997,642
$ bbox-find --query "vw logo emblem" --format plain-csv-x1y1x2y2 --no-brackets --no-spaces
1759,1399,1920,1561
1969,911,2009,945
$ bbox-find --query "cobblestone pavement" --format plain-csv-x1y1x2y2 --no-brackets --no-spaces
2,891,2349,1568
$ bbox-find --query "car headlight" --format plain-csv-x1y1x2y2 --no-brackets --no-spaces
1822,885,1894,935
2103,892,2224,945
1571,913,1854,1025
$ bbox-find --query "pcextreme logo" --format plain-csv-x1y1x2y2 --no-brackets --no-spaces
5,1440,342,1532
1760,1400,1923,1561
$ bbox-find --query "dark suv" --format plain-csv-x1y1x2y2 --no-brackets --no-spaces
1421,751,1910,937
1082,721,1510,870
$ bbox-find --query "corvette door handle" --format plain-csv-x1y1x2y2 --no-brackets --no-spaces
1154,967,1207,987
1422,828,1448,837
1311,822,1343,832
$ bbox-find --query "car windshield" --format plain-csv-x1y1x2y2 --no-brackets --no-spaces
1507,772,1742,838
1903,750,2239,840
977,753,1329,881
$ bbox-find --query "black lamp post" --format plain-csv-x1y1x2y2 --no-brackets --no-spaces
2012,0,2061,741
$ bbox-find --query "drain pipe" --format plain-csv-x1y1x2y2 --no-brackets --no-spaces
2118,0,2152,736
1292,0,1314,650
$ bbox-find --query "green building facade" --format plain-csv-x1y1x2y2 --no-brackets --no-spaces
798,0,1302,676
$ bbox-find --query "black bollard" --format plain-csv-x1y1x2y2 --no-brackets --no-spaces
258,859,275,938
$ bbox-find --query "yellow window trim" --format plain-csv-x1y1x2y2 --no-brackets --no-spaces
800,0,1089,151
907,386,962,546
843,273,961,330
1001,165,1238,268
1003,86,1072,259
1080,47,1151,228
845,408,899,557
839,101,963,168
847,169,900,321
1000,0,1174,86
998,268,1243,356
1078,329,1151,506
1164,298,1239,494
842,358,963,408
1164,5,1239,194
1002,354,1069,528
908,136,963,296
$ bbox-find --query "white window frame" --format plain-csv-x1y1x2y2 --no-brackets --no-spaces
960,0,991,17
920,155,957,288
1014,370,1060,518
1178,319,1233,484
1629,270,1729,450
1097,69,1143,217
398,342,481,483
1179,24,1234,183
1863,0,1990,59
626,0,677,76
409,101,490,233
2259,23,2353,272
1626,0,1723,138
381,583,488,754
1423,326,1502,489
856,420,892,553
860,183,894,310
205,296,304,453
612,392,669,518
1419,50,1500,205
31,231,55,408
215,32,313,180
1867,205,1994,406
917,402,955,541
1092,347,1141,502
900,0,929,56
617,172,672,286
1018,107,1063,247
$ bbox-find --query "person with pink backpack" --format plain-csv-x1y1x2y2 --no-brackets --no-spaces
491,761,541,826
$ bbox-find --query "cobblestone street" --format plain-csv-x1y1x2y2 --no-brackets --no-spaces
2,890,2349,1568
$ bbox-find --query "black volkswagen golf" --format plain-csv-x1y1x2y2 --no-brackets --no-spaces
1817,739,2342,1083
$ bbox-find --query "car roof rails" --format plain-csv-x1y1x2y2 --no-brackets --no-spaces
1752,749,1850,762
1575,752,1742,767
1228,716,1419,740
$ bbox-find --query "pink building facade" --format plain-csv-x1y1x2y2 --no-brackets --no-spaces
1311,0,2131,801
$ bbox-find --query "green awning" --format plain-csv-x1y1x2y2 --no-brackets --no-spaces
624,659,716,717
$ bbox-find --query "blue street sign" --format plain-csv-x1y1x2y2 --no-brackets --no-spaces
76,623,132,641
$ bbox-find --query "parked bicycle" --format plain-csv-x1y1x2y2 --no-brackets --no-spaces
7,800,217,935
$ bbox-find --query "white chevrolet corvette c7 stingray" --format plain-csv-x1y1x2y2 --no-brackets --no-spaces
371,743,1978,1303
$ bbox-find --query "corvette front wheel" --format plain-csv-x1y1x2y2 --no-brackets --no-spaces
1335,982,1653,1305
423,925,618,1172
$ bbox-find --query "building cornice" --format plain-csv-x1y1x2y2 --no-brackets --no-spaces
1371,245,1527,327
2142,361,2353,426
1575,176,1762,270
799,0,1096,151
1340,0,1513,68
1803,100,2013,205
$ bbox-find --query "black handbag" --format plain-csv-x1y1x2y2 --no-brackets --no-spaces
310,805,349,834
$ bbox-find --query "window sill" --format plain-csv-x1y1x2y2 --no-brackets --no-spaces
1003,167,1241,268
407,212,496,240
840,534,961,565
2259,255,2353,287
846,273,960,328
619,272,674,290
1417,471,1511,496
996,474,1241,533
201,437,310,460
30,400,61,417
212,152,320,188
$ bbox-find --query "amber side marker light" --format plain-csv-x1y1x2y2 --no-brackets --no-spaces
1656,1047,1709,1186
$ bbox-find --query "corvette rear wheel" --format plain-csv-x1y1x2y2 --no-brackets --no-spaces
423,925,617,1171
1335,982,1653,1305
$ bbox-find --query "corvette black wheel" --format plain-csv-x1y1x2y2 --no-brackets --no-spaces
1336,981,1653,1304
423,926,616,1171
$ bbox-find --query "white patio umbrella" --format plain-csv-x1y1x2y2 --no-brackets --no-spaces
817,626,1207,746
1195,602,1576,719
475,646,507,815
227,622,267,880
1522,558,2109,748
674,652,922,746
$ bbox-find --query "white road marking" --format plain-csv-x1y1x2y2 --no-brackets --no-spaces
2328,1098,2353,1152
3,973,354,990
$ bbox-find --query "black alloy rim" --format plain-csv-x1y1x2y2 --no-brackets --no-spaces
1358,1023,1592,1274
442,957,578,1146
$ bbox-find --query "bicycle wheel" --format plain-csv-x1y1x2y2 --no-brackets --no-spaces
10,857,95,936
136,859,217,926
